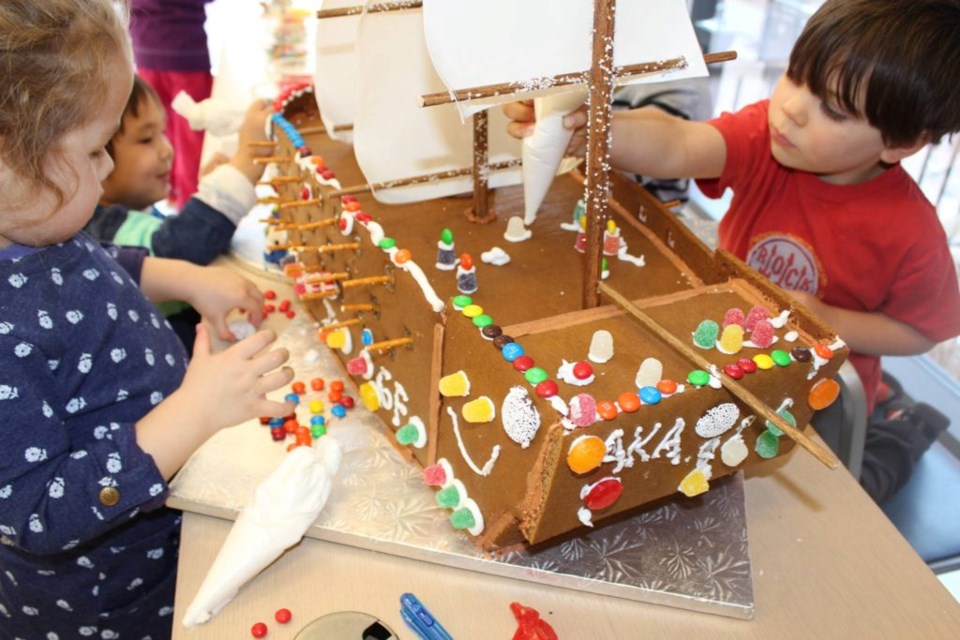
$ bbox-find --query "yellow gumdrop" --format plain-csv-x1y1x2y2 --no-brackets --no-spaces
462,396,495,423
439,370,471,397
567,435,606,474
718,324,744,354
461,304,484,319
308,399,325,415
325,330,346,349
678,469,710,497
359,382,380,412
753,353,774,370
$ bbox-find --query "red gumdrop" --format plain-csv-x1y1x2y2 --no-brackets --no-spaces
423,463,447,487
583,477,623,510
722,307,745,328
510,602,558,640
744,305,770,331
750,318,775,348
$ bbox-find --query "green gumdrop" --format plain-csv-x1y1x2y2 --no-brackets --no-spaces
693,320,720,349
441,228,454,244
435,485,460,509
755,430,780,458
396,423,420,446
765,409,796,437
451,507,476,530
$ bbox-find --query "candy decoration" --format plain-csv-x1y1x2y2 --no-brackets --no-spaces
358,381,380,411
695,402,740,437
534,380,558,398
750,319,775,348
461,304,484,318
745,305,770,331
493,334,515,350
512,355,535,372
753,354,774,370
504,215,532,242
291,381,306,395
656,379,678,395
308,399,324,414
462,396,496,423
524,367,548,385
572,361,594,382
567,435,606,474
396,416,427,448
481,324,503,340
718,324,744,354
771,349,791,367
502,386,542,448
275,608,292,624
310,377,325,391
456,253,478,294
791,347,812,363
582,477,623,511
687,369,710,387
755,430,780,458
450,498,484,535
346,350,375,380
814,343,835,359
617,391,641,413
568,394,597,428
472,314,494,329
721,433,749,467
692,319,720,349
439,370,471,397
501,342,525,362
638,386,662,405
588,330,614,364
678,468,710,497
596,400,619,421
766,408,796,437
737,357,758,374
808,378,840,410
723,363,744,380
251,622,268,638
634,357,663,389
452,294,472,310
510,602,559,640
435,228,457,270
722,307,745,328
436,485,461,509
423,463,447,487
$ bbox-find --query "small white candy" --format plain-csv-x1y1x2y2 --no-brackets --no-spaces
634,357,662,388
503,216,532,243
587,330,614,364
228,320,256,341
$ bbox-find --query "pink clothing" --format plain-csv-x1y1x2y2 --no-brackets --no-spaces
138,69,212,209
697,100,960,412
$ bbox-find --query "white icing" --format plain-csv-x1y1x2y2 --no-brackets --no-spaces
770,309,791,329
556,360,593,386
650,418,685,465
577,506,594,527
480,247,511,266
501,386,541,449
447,407,500,477
707,365,723,389
784,330,799,342
744,336,779,349
617,245,646,267
548,395,568,416
695,403,740,438
338,211,355,236
401,260,446,313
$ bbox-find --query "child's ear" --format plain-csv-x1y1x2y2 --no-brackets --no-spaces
879,133,929,164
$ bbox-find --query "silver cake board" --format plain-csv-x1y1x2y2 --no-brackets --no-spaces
169,317,754,620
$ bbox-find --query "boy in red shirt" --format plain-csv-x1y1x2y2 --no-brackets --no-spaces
506,0,960,501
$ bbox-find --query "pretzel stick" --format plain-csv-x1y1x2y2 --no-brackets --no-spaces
598,281,840,469
289,242,360,253
340,275,393,289
278,198,322,210
253,156,292,165
318,318,361,332
258,175,300,186
299,290,339,301
341,303,375,312
271,218,337,231
364,337,413,354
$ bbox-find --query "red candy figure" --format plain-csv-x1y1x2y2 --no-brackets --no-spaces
251,621,268,638
264,290,277,300
275,608,292,624
510,602,558,640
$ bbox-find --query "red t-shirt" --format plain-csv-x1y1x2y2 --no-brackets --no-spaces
697,100,960,412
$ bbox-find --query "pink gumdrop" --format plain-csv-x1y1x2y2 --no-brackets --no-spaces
722,307,746,328
750,318,775,348
346,355,369,376
568,394,597,428
423,464,447,487
744,305,770,331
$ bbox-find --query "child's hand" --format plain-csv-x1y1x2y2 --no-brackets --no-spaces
230,98,275,184
503,99,588,156
183,265,265,341
181,325,295,431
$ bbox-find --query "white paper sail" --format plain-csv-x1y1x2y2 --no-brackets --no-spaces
313,0,358,143
352,6,523,204
421,0,709,117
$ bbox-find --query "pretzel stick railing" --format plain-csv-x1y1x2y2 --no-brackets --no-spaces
598,281,840,469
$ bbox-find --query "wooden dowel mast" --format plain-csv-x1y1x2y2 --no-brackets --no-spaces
317,1,422,20
597,281,841,470
419,51,736,108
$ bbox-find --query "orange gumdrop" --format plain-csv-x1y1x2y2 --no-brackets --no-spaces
808,378,840,410
394,248,412,264
596,400,619,421
814,343,834,359
657,379,678,395
617,392,641,413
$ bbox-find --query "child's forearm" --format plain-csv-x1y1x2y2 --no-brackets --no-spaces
134,387,214,480
138,256,201,304
803,299,935,356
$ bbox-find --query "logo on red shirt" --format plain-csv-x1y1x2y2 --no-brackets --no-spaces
745,234,821,295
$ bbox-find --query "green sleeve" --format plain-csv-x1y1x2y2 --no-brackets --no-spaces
113,211,165,255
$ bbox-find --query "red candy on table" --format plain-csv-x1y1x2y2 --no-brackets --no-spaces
291,381,306,395
330,380,345,393
251,621,268,638
341,396,355,409
278,299,291,313
274,608,292,624
310,377,325,391
264,290,277,300
510,602,558,640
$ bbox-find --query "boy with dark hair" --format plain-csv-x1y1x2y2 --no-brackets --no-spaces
506,0,960,501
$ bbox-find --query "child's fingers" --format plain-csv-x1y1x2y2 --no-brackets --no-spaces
255,365,296,397
191,323,212,359
255,397,297,419
230,328,279,358
250,347,291,378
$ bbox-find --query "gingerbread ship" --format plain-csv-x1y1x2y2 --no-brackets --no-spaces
258,0,847,551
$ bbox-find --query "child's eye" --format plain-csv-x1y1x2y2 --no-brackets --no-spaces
819,101,847,122
138,136,154,145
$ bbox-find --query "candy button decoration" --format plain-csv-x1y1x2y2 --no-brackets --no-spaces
808,378,840,410
723,363,744,380
753,354,774,370
439,370,471,397
638,386,662,405
693,319,720,349
737,357,758,374
452,295,473,310
512,355,535,372
524,367,548,385
472,314,494,328
567,435,606,474
534,380,558,398
617,392,641,413
750,319,776,349
687,369,711,387
423,463,447,487
678,468,710,497
462,396,496,423
396,416,427,448
771,349,791,367
582,477,623,511
436,484,461,509
461,304,484,318
656,379,678,395
596,400,618,421
501,342,525,362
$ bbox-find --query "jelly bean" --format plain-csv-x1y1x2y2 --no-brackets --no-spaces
461,304,484,318
753,354,774,370
567,435,606,474
462,396,496,423
291,381,306,395
808,378,840,410
512,355,535,372
439,370,471,397
718,324,744,354
583,477,623,510
524,367,548,385
814,343,834,359
535,380,558,398
639,386,662,405
687,370,710,387
678,469,710,497
750,318,775,348
693,320,719,349
745,305,770,331
755,430,780,458
423,463,447,487
596,400,619,421
737,357,758,374
275,609,292,625
723,363,744,379
791,347,812,363
436,485,461,509
722,307,745,328
251,622,268,638
618,392,641,413
310,377,325,391
771,349,791,367
656,379,678,395
501,342,525,362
